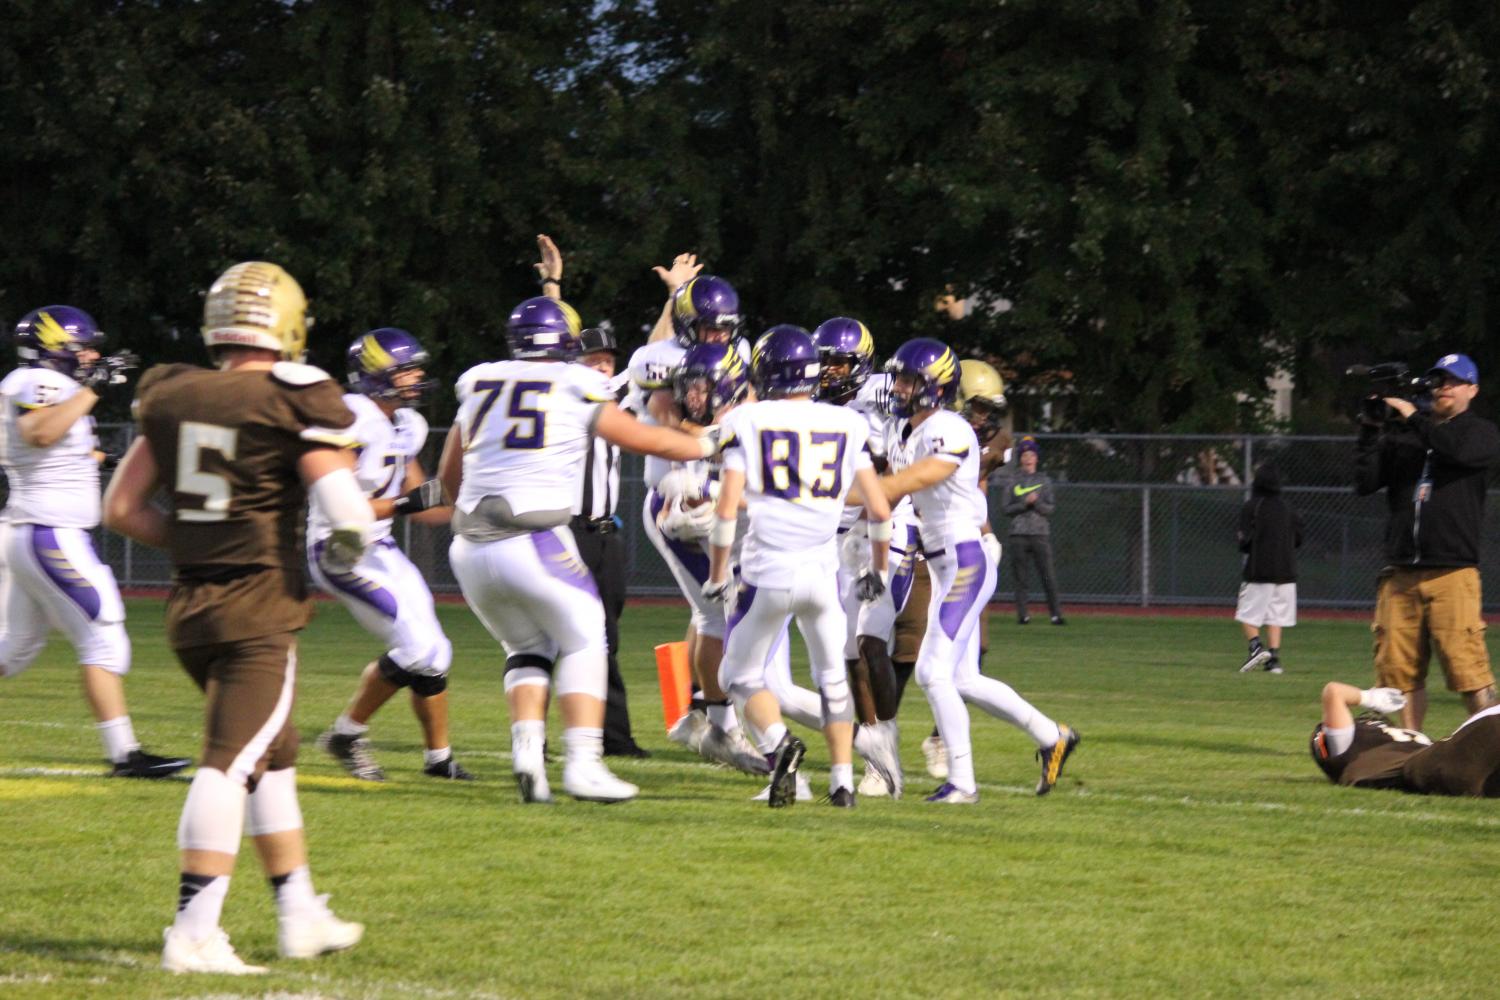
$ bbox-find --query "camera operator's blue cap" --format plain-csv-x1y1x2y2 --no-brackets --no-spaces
1429,353,1478,385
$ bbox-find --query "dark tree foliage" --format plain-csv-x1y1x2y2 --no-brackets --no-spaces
2,0,1498,428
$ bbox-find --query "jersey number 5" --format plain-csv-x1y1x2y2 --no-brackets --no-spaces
472,379,549,450
176,421,238,522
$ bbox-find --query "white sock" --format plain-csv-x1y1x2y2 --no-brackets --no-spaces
925,683,974,790
173,873,229,941
245,768,303,836
423,746,451,767
705,701,738,732
947,748,977,795
830,763,854,793
510,720,545,771
333,713,368,737
269,865,319,918
959,676,1060,747
562,727,604,764
96,716,139,763
756,721,788,756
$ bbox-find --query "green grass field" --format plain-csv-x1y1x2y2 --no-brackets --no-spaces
3,599,1497,999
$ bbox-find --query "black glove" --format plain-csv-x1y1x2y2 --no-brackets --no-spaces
97,451,122,471
392,479,444,516
855,570,888,602
76,351,140,392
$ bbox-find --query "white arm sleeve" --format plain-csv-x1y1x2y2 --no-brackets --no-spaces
309,467,374,567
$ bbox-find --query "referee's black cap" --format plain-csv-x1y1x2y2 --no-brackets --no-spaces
578,327,621,356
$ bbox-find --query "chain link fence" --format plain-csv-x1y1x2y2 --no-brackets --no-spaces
11,428,1500,611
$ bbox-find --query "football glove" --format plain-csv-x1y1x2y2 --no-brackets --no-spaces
319,527,367,575
76,351,140,392
1359,687,1407,715
392,479,444,516
655,467,701,506
701,577,732,604
980,533,1002,567
855,569,889,603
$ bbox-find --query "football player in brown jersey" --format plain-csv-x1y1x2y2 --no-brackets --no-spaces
1311,681,1500,795
104,262,372,975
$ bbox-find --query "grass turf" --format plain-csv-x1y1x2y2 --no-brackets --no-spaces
2,598,1497,999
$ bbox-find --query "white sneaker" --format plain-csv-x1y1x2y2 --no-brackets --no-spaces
752,771,812,802
161,926,267,975
562,759,639,802
854,720,904,800
858,767,891,797
513,736,552,804
921,734,949,780
279,895,364,958
667,707,710,752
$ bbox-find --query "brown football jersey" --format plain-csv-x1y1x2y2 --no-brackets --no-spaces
133,362,356,646
977,427,1013,483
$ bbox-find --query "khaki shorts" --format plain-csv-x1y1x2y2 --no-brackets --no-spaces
892,558,931,663
177,632,301,788
1372,567,1493,694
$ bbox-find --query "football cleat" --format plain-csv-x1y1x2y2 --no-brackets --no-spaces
920,734,949,780
667,707,710,753
512,735,552,804
924,782,980,805
766,733,807,809
1036,725,1081,796
110,748,191,779
699,724,772,775
853,720,904,800
423,756,476,781
278,895,364,959
752,770,812,802
858,767,891,798
562,760,638,803
316,729,385,781
828,786,857,809
161,927,267,975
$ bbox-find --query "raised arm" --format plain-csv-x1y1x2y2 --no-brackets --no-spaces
646,252,703,344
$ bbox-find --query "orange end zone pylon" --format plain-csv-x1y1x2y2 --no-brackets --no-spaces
654,641,692,732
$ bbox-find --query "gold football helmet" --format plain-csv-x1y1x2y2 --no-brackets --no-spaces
202,261,309,361
954,359,1006,411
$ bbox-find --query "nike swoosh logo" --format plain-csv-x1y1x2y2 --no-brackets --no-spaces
1013,484,1044,497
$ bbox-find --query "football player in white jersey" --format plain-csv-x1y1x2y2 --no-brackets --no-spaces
813,317,909,798
878,338,1079,804
0,305,188,778
625,274,763,772
441,296,722,803
309,328,471,782
703,326,893,808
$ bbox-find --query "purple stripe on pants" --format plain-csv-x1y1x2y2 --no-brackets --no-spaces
937,540,985,640
532,529,600,599
31,526,102,620
726,580,758,638
648,490,711,585
313,539,399,618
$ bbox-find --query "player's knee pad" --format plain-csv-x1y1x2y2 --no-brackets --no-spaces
503,653,552,693
245,766,304,836
408,672,447,697
554,646,606,699
78,622,131,675
376,652,447,697
820,675,854,724
178,767,247,855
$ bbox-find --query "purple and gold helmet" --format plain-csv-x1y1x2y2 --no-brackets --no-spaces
885,338,960,417
812,317,875,404
671,275,742,347
346,328,435,405
507,296,582,360
751,325,819,398
674,342,750,424
14,305,104,377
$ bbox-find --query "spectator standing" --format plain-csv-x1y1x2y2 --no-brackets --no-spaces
1001,436,1065,625
1235,463,1303,673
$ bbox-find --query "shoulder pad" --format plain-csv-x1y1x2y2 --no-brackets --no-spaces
271,361,336,387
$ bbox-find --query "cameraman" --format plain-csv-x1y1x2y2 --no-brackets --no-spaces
1354,353,1500,731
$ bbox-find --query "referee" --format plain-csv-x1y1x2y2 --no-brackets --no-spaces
573,327,649,758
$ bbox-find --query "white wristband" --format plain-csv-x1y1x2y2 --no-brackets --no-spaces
868,518,893,542
709,516,737,548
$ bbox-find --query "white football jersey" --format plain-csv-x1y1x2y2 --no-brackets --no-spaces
308,393,428,543
890,409,986,548
625,337,750,490
720,398,872,588
0,367,101,528
455,359,613,516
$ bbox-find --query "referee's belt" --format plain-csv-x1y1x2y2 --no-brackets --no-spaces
571,515,618,535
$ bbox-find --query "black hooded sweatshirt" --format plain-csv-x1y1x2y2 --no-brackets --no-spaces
1238,465,1303,583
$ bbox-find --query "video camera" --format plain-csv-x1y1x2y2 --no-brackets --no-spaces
1344,362,1442,425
